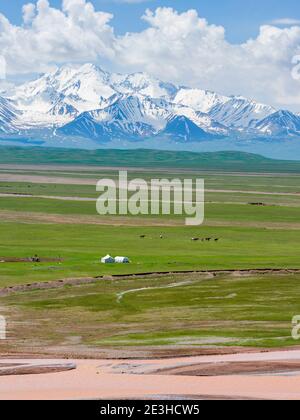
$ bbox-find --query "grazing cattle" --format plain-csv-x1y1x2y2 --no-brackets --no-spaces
249,202,266,206
206,238,212,242
192,238,199,241
160,235,164,239
215,238,219,242
140,235,146,239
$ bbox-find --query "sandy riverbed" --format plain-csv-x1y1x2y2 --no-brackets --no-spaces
1,350,300,400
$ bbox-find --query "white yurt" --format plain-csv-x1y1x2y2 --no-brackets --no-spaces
101,255,115,264
115,256,130,264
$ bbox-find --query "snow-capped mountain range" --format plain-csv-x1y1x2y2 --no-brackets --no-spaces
0,63,300,148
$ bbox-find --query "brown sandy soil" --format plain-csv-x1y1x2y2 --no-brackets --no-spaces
154,361,300,376
96,349,300,375
0,361,76,376
0,346,265,361
0,363,22,368
2,351,300,399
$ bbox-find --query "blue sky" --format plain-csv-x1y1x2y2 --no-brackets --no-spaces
2,0,300,43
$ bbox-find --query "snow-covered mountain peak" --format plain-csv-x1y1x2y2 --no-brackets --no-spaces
1,63,299,146
255,110,300,136
173,87,229,114
8,63,118,127
110,71,177,99
52,63,114,106
50,63,110,85
209,97,275,128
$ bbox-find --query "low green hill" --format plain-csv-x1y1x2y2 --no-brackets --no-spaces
1,146,300,173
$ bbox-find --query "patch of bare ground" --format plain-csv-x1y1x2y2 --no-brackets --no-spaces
0,346,268,361
0,257,63,263
0,362,76,376
154,361,300,377
0,173,98,185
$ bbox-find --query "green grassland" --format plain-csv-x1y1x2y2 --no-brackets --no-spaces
0,223,299,288
2,170,300,195
0,196,300,224
0,164,299,288
2,272,300,353
0,153,299,353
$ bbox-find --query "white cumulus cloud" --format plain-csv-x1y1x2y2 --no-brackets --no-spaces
0,1,300,110
0,0,115,74
115,8,300,110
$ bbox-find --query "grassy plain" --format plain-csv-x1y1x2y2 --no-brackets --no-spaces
0,223,300,288
0,149,299,353
1,272,300,354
